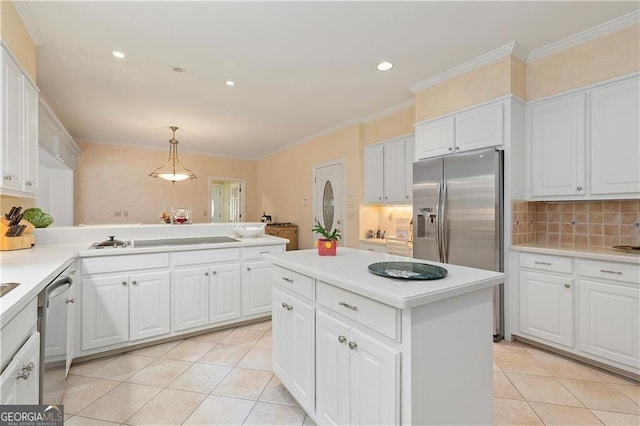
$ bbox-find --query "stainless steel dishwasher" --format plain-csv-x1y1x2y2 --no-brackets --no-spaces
37,265,75,404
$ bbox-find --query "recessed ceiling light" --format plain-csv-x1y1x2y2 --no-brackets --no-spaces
225,80,235,86
377,61,393,71
112,51,126,59
173,67,186,73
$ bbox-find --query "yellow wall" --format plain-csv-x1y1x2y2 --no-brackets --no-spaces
526,24,640,100
257,124,362,250
362,106,415,147
0,1,36,80
74,142,258,225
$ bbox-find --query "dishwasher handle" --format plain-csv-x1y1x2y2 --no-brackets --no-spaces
46,277,73,305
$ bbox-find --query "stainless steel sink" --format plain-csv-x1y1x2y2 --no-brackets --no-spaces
132,236,240,248
0,283,20,298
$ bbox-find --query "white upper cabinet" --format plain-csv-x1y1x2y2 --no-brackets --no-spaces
415,100,504,160
38,97,81,170
526,75,639,200
364,135,414,204
528,93,586,198
0,46,39,197
590,78,640,195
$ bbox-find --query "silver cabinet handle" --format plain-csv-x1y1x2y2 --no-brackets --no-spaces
260,251,270,254
338,301,358,311
122,281,127,286
205,272,209,276
534,261,551,266
23,362,34,372
448,147,453,151
25,181,32,186
576,186,583,191
132,280,138,285
455,146,460,150
600,269,622,275
281,302,293,311
247,267,251,271
281,302,287,309
212,271,217,275
348,341,358,350
17,362,34,380
338,335,347,344
282,277,293,283
4,175,11,181
564,283,571,288
66,298,75,304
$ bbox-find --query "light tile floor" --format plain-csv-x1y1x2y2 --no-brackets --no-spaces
63,320,639,425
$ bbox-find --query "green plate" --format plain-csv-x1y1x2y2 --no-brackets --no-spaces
368,261,448,280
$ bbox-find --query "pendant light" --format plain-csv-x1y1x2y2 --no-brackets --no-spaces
149,126,197,184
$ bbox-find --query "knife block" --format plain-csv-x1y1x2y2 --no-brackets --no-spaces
0,218,35,251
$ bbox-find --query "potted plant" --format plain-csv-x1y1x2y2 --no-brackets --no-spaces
312,221,341,256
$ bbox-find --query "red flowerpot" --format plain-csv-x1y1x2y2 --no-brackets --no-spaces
317,239,337,256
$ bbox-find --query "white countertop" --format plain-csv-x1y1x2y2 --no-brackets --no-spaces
264,248,504,309
510,242,640,264
0,233,287,327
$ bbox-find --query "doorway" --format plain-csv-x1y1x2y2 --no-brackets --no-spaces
209,177,245,223
313,161,345,245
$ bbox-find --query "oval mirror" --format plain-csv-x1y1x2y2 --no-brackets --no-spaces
322,180,334,230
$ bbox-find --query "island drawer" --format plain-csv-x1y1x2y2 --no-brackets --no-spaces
82,253,170,274
578,259,640,284
244,245,284,260
273,266,313,299
172,248,240,266
317,281,398,340
519,253,573,274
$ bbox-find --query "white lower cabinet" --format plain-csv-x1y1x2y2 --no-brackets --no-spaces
172,267,210,332
519,270,574,347
0,332,40,405
243,260,273,316
272,287,315,413
578,279,639,368
315,311,399,426
210,263,241,323
82,271,170,350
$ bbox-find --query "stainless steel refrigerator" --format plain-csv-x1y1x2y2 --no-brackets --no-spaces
413,147,504,340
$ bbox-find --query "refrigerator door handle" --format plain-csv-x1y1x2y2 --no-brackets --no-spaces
435,181,444,262
440,181,448,263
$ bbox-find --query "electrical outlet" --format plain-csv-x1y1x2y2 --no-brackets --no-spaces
123,211,129,218
203,210,207,216
114,211,121,217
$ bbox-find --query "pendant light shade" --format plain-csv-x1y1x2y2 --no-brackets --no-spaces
149,126,197,184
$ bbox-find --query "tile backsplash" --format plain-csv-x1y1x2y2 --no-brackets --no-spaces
512,200,640,247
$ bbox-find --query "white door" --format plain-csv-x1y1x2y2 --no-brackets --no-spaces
289,295,315,413
519,271,574,347
14,332,40,405
383,139,406,203
210,184,223,223
82,275,129,350
455,102,504,152
172,268,210,332
242,260,273,316
415,117,455,160
364,144,384,203
579,279,640,367
1,49,22,190
209,262,241,323
129,271,171,341
272,288,292,382
229,182,241,222
314,161,344,244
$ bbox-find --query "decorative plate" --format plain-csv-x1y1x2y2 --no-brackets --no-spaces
368,261,448,280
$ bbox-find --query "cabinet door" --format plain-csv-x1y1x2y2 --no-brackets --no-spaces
316,311,351,426
82,275,129,350
364,144,384,203
1,332,40,405
272,288,292,382
0,354,19,404
172,268,209,332
529,94,586,197
519,271,574,347
455,102,503,152
289,293,315,413
415,117,454,160
66,281,76,375
350,327,400,426
129,271,170,341
579,279,639,368
21,77,38,193
590,78,640,195
242,260,273,316
404,136,415,203
210,263,241,323
1,49,22,191
383,139,406,203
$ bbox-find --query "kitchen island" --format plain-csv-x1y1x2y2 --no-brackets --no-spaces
264,248,504,425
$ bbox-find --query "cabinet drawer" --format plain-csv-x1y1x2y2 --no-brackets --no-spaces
172,248,240,267
578,259,640,284
520,253,573,274
316,281,398,340
244,245,284,260
82,253,170,274
273,266,313,300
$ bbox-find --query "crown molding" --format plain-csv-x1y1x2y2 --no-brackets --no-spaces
363,98,415,123
528,10,639,63
409,41,529,94
11,2,46,46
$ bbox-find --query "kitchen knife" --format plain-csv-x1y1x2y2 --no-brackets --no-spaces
5,225,18,237
15,224,26,236
5,206,16,221
9,213,23,227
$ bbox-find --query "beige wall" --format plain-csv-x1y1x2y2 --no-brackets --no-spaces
0,1,36,80
74,142,258,225
257,124,362,250
526,24,640,100
362,106,415,147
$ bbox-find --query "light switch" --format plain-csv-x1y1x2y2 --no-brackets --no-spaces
303,198,309,206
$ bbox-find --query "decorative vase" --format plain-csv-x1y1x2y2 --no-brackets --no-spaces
317,239,337,256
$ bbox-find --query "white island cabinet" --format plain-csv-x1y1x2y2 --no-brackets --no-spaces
265,248,504,425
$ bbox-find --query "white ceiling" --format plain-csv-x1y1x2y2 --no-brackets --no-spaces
16,1,639,159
